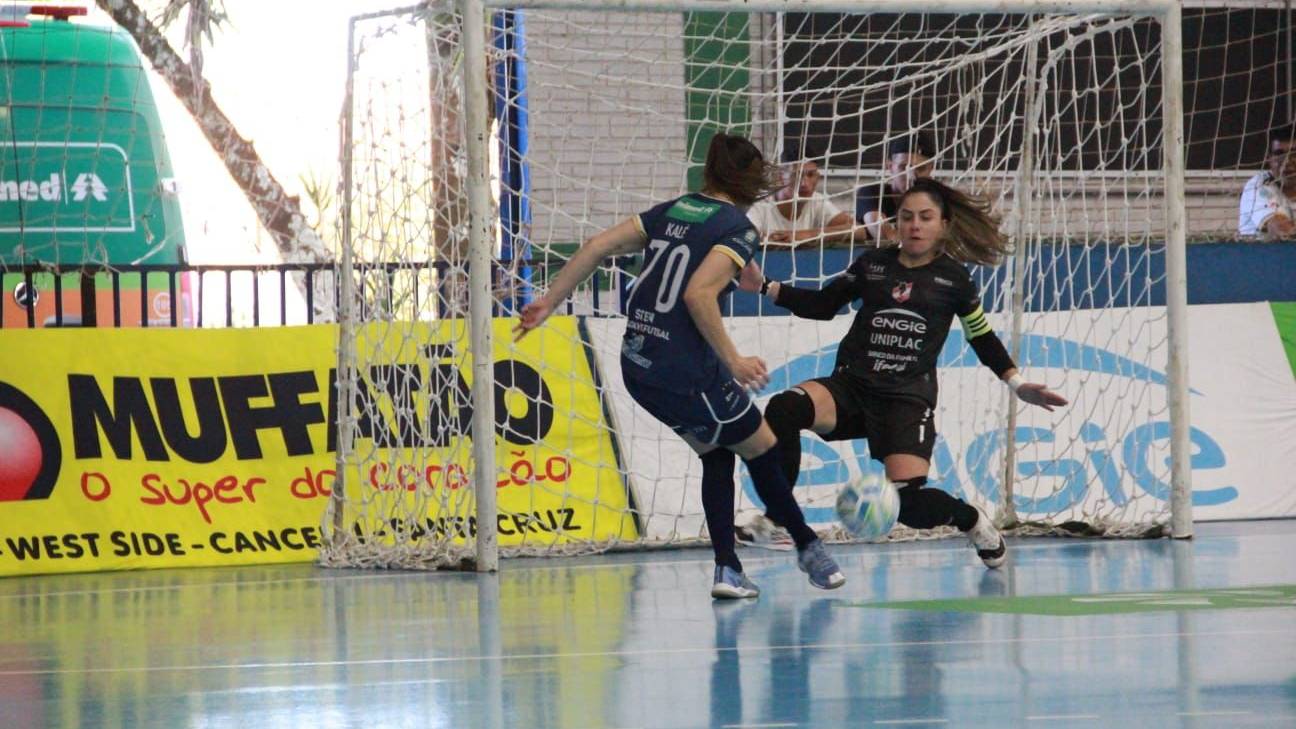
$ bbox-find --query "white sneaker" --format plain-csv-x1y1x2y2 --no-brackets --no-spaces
968,506,1007,569
734,513,794,552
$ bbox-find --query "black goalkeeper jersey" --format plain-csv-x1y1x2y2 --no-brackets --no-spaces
774,246,997,404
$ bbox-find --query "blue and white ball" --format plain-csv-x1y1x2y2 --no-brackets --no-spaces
835,474,900,540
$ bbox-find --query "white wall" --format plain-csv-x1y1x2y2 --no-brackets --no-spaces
524,11,690,247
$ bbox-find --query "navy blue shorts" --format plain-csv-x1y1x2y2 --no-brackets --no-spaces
624,375,763,448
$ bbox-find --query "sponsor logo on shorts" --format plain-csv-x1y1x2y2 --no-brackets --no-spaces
622,334,653,369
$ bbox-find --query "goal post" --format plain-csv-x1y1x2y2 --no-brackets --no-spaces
1160,0,1192,540
321,0,1192,572
460,0,502,570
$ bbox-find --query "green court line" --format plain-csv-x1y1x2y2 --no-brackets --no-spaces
846,584,1296,616
1270,302,1296,383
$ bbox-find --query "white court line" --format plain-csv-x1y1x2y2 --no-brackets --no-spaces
1026,715,1100,721
0,539,1183,601
1,528,1289,601
874,719,948,725
535,538,1183,572
1176,711,1253,716
2,524,1285,599
0,627,1287,678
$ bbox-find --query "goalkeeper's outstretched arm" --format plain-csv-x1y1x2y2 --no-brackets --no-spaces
736,259,857,320
963,316,1069,412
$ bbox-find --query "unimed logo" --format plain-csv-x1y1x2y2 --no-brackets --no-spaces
0,382,62,502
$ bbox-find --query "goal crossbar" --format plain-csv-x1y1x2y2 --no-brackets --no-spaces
476,0,1178,17
456,0,1193,559
331,0,1194,573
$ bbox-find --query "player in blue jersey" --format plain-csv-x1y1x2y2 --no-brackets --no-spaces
515,132,844,599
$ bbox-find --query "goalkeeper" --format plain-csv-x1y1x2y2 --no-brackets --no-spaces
738,178,1067,568
515,132,844,599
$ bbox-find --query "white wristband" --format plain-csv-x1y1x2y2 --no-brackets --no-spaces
1006,374,1025,394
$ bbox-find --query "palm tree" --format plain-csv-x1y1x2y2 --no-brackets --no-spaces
96,0,336,318
425,6,466,262
425,6,471,312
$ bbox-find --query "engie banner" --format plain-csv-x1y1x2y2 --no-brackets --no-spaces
0,318,633,575
587,302,1296,540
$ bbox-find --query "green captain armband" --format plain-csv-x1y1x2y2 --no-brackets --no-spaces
959,305,993,339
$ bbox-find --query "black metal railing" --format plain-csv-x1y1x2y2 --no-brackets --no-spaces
0,259,637,329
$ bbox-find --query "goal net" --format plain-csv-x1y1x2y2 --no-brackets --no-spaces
321,0,1192,570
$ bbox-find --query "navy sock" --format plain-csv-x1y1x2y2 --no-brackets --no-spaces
701,449,742,571
742,447,818,548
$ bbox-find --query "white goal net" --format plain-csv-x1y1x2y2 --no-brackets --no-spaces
321,0,1191,570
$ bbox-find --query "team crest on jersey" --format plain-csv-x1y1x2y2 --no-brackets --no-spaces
892,281,913,303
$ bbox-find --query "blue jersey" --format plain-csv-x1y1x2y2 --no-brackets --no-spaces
621,193,759,394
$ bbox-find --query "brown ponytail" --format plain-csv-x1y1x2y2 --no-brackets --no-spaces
702,132,778,207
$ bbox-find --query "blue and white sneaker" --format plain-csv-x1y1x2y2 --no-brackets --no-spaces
711,565,760,599
796,539,845,590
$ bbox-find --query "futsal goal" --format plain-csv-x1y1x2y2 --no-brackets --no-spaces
321,0,1193,571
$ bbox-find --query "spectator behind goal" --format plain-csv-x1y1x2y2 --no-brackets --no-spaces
746,158,864,248
1239,123,1296,239
855,130,937,244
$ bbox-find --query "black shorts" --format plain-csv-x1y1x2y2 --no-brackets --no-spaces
811,371,936,462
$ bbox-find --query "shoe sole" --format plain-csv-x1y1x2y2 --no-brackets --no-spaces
978,538,1007,569
712,584,759,599
808,573,846,590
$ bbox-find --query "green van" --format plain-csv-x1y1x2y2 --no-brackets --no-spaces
1,5,189,326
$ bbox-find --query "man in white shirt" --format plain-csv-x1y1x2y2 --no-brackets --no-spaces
1238,124,1296,238
746,160,863,248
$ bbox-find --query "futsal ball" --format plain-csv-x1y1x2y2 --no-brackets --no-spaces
835,474,900,540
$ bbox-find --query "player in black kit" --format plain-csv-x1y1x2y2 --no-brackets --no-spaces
738,178,1068,567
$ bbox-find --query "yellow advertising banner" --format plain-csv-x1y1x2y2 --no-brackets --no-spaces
0,318,635,575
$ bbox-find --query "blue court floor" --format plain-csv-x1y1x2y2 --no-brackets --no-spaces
2,520,1295,728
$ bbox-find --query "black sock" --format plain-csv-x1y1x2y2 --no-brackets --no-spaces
701,449,742,571
764,389,816,486
897,485,979,531
742,448,818,548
